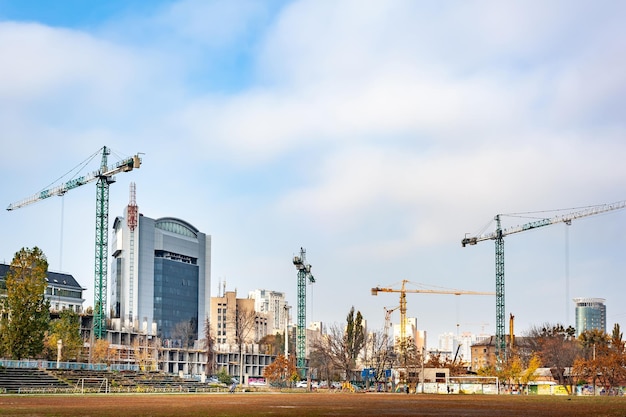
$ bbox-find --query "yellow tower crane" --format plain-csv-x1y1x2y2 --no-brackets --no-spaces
371,280,495,348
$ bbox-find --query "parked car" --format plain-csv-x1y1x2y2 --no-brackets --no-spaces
296,380,308,388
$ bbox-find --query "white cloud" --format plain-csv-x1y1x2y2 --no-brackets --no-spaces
155,0,269,47
0,22,143,105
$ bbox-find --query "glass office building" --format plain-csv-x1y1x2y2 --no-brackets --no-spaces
111,209,211,342
573,297,606,337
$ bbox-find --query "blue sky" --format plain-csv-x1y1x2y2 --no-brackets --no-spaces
1,0,626,350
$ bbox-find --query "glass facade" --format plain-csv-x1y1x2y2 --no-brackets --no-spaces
111,257,123,319
153,257,199,340
574,298,606,336
155,219,197,238
110,212,210,344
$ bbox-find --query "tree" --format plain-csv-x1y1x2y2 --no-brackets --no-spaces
398,336,421,388
526,323,580,394
0,247,50,359
520,354,541,386
235,307,257,348
235,306,258,383
310,308,366,383
91,339,116,364
309,344,336,384
132,337,156,371
610,323,624,353
259,334,282,355
216,367,233,385
204,316,216,376
45,309,83,361
361,329,395,383
311,323,351,381
573,326,626,393
263,354,298,387
344,306,365,380
346,307,365,362
173,319,196,349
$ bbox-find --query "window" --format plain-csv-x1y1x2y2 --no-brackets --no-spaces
155,219,198,238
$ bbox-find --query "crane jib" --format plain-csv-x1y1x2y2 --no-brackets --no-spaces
462,199,626,365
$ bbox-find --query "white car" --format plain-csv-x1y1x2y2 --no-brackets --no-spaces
296,380,308,388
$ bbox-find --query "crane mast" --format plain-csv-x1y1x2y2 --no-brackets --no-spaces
7,146,141,339
383,305,400,348
292,247,315,378
462,200,626,363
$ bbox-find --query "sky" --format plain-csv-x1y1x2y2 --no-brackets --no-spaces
1,0,625,350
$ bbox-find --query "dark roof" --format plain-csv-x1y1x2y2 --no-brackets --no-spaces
471,335,532,348
0,264,84,290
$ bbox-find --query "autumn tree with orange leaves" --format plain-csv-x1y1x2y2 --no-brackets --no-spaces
573,325,626,393
263,354,298,387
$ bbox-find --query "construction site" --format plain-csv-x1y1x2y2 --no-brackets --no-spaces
1,145,625,397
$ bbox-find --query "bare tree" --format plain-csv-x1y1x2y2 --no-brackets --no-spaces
526,323,580,394
235,307,258,383
204,316,216,376
361,329,395,384
397,336,421,388
172,319,196,349
312,321,363,382
309,344,336,384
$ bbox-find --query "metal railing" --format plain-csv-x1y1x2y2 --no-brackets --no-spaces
0,359,108,371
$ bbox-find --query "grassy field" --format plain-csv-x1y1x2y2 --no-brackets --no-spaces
0,392,625,417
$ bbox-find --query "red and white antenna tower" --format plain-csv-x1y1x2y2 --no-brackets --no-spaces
127,182,138,324
127,182,138,231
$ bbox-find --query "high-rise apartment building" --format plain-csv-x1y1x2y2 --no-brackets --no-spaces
574,297,606,336
248,289,288,334
110,188,211,341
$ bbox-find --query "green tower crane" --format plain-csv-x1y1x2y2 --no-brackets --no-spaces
7,146,141,339
462,200,626,364
292,247,315,378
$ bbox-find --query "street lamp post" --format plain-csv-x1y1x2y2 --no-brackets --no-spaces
284,305,291,357
57,339,63,369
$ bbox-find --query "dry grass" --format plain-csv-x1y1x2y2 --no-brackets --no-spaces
0,392,625,417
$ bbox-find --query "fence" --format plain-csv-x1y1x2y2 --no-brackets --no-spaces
0,359,108,371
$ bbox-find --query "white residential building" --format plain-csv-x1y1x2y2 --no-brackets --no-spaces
248,289,288,335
